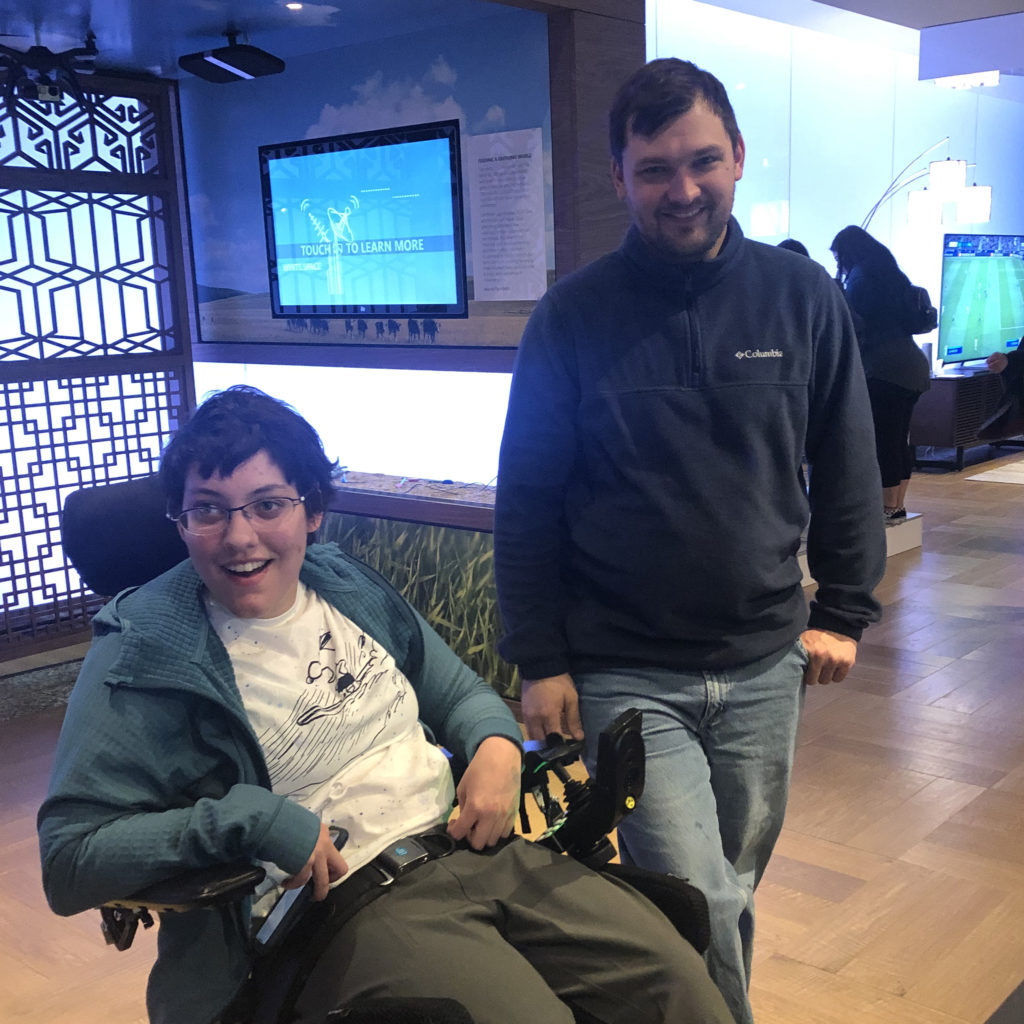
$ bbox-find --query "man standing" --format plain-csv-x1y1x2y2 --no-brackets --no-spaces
493,58,885,1024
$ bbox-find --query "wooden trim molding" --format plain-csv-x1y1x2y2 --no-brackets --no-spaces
328,486,495,533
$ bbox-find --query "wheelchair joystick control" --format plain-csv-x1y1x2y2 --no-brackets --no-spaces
520,709,645,869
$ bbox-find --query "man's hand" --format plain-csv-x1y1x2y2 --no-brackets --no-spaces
987,352,1009,374
447,735,522,850
281,822,348,901
521,673,584,742
800,628,858,685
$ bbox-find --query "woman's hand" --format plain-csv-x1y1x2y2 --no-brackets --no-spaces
446,735,522,850
281,823,348,901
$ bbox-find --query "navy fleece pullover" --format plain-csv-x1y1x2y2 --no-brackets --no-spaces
494,219,885,679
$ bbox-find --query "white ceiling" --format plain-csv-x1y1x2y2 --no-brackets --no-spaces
816,0,1024,30
693,0,1024,84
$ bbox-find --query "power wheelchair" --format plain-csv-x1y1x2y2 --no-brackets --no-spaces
58,476,711,1024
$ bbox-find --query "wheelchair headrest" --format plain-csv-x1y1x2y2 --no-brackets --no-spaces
62,475,188,597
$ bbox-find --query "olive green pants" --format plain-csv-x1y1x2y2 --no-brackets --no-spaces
292,839,732,1024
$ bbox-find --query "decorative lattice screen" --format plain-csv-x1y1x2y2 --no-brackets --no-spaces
0,91,159,174
0,78,195,656
0,189,173,360
1,372,186,640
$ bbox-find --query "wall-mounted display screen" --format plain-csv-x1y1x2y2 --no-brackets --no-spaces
259,119,467,319
939,233,1024,365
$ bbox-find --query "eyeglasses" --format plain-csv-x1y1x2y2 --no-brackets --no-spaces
168,496,307,536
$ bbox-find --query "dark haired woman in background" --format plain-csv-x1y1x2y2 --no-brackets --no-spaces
831,225,932,521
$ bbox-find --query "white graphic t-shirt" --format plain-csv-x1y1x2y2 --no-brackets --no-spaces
207,584,455,890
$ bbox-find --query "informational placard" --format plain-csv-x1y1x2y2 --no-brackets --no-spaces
468,128,546,301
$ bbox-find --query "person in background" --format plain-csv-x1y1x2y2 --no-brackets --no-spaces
493,57,885,1024
38,386,732,1024
980,342,1024,440
831,225,932,521
987,343,1024,393
776,238,809,257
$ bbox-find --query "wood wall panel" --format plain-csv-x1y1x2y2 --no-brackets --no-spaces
493,0,643,17
548,7,645,275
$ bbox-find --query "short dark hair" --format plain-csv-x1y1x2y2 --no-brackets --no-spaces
777,238,809,257
160,386,337,517
609,58,741,164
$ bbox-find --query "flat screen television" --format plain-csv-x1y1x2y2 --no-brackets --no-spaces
938,232,1024,365
259,119,468,320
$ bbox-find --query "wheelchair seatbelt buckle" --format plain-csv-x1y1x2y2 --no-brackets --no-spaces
374,836,432,881
371,829,457,884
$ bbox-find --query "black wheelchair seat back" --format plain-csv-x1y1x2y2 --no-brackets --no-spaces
62,474,187,596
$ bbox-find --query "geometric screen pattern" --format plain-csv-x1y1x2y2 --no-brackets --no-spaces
0,92,159,174
0,372,186,642
1,76,191,657
0,189,174,361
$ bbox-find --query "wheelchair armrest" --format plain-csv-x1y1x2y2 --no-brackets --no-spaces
600,862,710,955
99,860,265,951
103,860,266,914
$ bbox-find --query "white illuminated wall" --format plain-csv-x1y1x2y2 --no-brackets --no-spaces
194,0,1024,483
647,0,1024,322
192,362,512,485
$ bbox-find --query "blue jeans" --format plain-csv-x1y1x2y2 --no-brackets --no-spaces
576,640,807,1024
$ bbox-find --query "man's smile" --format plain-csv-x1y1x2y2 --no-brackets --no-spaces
660,203,707,224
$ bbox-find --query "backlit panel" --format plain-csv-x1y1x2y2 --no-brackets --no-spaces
0,189,173,360
0,373,185,643
0,92,159,174
1,78,192,657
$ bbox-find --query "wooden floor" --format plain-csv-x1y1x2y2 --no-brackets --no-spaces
3,449,1024,1023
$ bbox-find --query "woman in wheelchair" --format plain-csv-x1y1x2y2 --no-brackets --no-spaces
38,387,731,1024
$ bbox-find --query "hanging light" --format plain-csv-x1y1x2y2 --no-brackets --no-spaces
957,185,992,224
861,138,948,229
928,158,967,198
862,141,992,229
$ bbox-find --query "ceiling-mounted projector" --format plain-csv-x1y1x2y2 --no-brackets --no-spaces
178,32,285,83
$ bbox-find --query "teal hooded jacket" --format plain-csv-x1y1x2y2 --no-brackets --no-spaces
38,542,520,1024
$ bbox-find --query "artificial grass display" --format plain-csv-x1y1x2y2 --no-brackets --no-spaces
318,512,518,698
